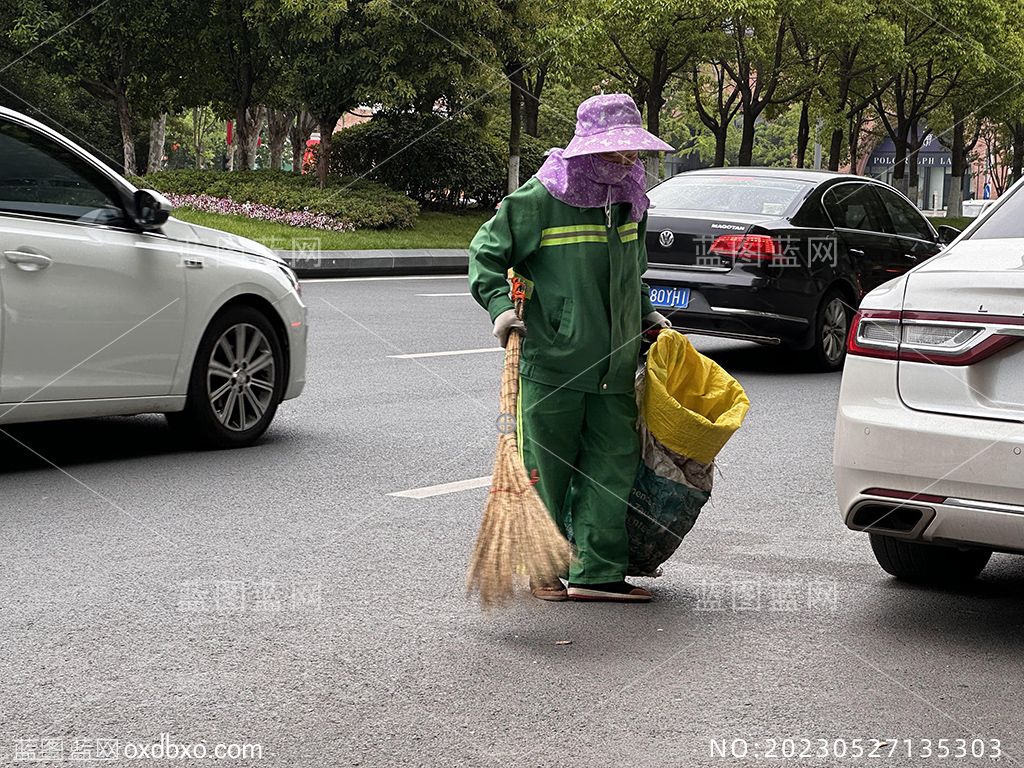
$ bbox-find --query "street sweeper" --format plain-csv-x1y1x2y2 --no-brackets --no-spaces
468,94,675,603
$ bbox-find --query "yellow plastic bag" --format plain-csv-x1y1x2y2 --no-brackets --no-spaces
640,330,750,465
627,331,750,575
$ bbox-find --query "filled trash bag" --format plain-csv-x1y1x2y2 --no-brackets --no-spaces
627,330,750,576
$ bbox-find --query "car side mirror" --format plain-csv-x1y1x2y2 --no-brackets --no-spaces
936,224,960,245
133,188,173,231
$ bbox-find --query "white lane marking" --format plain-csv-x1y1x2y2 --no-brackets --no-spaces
389,475,492,499
300,274,465,283
388,347,501,359
416,292,472,297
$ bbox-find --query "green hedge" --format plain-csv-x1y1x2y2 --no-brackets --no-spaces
328,113,547,208
929,216,973,231
137,169,419,229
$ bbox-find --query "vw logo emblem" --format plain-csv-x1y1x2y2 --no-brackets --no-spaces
658,230,675,248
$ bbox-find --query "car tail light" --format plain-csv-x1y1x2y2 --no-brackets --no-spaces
709,233,778,261
902,324,980,347
848,309,1023,365
848,309,900,360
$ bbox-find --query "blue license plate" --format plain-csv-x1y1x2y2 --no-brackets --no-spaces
649,286,690,309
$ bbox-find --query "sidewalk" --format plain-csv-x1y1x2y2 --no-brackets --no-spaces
277,248,469,278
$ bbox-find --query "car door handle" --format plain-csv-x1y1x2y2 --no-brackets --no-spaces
848,248,865,257
904,253,920,261
4,250,52,271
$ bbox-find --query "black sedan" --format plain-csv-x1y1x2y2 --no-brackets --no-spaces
643,168,958,370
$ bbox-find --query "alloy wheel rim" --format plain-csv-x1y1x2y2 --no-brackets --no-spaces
822,299,848,363
207,323,276,432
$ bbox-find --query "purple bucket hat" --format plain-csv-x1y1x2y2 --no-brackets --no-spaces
562,94,674,159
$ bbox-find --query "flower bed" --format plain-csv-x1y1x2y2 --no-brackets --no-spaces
139,170,419,230
165,193,355,232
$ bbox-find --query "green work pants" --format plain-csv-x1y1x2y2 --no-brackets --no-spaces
518,376,640,584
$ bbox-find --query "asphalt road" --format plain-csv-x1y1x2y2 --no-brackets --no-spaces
2,275,1022,768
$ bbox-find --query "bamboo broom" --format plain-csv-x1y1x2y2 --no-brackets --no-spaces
467,288,571,607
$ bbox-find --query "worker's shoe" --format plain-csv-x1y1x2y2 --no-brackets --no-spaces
530,577,568,602
567,581,652,603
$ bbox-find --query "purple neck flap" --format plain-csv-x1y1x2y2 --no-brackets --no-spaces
534,149,649,223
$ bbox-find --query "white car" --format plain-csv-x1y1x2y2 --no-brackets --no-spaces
0,107,306,448
834,179,1024,585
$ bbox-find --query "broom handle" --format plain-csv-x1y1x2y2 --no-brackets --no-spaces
499,298,524,416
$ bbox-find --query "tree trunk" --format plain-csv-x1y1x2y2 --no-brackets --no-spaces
827,127,844,171
115,87,136,176
691,62,739,170
644,154,659,185
713,129,728,167
906,124,927,205
848,111,864,173
247,131,261,168
891,135,910,194
827,128,844,171
507,61,525,194
644,83,661,184
246,106,263,169
234,105,263,170
1012,121,1024,184
317,119,332,189
632,75,648,120
233,106,250,170
738,109,756,166
315,113,341,189
795,98,811,168
146,113,167,174
270,137,286,171
642,50,669,185
523,99,539,139
290,111,317,174
908,154,920,206
827,65,853,171
945,174,963,217
267,108,293,171
946,115,966,217
192,107,209,170
292,137,304,175
523,64,546,139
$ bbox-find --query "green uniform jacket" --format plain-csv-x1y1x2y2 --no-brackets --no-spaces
469,177,656,395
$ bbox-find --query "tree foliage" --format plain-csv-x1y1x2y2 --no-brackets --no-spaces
329,112,546,207
4,0,1024,207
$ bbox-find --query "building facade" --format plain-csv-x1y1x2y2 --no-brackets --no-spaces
860,133,993,211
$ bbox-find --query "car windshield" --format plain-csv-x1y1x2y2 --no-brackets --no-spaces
966,186,1024,239
648,175,814,216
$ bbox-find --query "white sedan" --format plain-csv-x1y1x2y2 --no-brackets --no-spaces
834,181,1024,585
0,107,307,448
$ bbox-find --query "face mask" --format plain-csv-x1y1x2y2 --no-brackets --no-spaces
587,154,634,184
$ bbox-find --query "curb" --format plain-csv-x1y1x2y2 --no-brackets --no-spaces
277,248,469,278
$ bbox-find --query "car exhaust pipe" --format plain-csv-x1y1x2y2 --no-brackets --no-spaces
847,501,935,538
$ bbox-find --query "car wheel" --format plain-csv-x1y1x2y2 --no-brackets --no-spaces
869,533,992,585
168,305,286,449
809,290,852,371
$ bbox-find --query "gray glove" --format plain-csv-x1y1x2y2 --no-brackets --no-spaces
493,309,526,347
644,310,672,329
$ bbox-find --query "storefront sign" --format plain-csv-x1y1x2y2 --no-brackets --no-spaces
867,154,952,166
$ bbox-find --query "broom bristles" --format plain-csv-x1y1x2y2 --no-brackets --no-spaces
466,331,571,607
